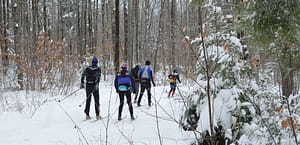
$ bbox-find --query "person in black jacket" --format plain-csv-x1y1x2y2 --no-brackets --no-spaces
167,69,181,97
131,64,141,103
80,57,101,120
114,62,136,120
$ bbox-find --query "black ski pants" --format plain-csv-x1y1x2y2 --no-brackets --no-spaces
84,83,100,116
118,91,133,118
137,79,152,106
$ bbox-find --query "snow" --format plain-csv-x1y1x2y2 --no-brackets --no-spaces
0,82,194,145
196,87,238,134
1,77,299,144
63,12,74,18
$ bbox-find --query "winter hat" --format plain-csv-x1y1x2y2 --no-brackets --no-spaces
145,60,151,65
92,57,98,64
120,62,128,70
135,64,141,69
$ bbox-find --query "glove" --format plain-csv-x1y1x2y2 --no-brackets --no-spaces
152,83,156,87
95,83,99,90
80,83,85,89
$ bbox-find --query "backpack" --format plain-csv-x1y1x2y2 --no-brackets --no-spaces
117,72,132,91
140,66,151,79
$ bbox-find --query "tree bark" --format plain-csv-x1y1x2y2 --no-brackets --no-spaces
77,0,82,58
88,0,93,53
134,0,139,63
94,0,99,53
281,47,294,98
114,0,120,73
170,0,176,69
31,0,39,90
123,0,129,62
1,0,9,76
154,0,165,73
82,0,87,54
13,0,24,89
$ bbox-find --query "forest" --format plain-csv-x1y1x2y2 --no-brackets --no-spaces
1,0,300,145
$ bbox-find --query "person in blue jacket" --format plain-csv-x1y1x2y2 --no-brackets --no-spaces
114,62,135,120
137,60,155,107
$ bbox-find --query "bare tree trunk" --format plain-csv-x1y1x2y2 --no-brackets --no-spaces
170,0,176,69
101,0,107,80
114,0,120,73
24,0,30,90
165,0,171,69
77,0,82,58
128,0,134,68
12,0,24,89
134,0,139,63
58,2,63,41
88,0,93,53
123,0,129,62
32,0,39,90
1,0,9,76
82,0,87,55
43,0,50,37
154,0,165,73
0,1,2,77
94,0,99,54
281,47,294,98
198,6,215,145
140,0,153,59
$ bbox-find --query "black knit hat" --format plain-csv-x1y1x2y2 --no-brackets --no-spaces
145,60,150,65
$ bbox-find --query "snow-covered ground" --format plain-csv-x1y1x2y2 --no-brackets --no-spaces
0,81,194,145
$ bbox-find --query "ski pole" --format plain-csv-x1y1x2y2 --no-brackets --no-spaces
54,100,90,145
58,88,81,102
79,93,92,107
78,87,97,107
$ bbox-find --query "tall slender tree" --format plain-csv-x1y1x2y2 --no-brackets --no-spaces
154,0,165,73
134,0,139,63
1,0,9,76
87,0,93,52
77,0,82,57
170,0,176,69
31,0,39,90
12,0,24,89
123,0,129,62
114,0,120,73
94,0,99,52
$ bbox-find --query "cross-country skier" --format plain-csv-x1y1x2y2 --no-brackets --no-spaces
137,60,155,107
80,57,101,120
114,62,136,120
131,64,141,103
167,69,181,97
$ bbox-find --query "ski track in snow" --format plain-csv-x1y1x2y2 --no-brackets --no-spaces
0,83,193,145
